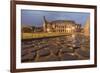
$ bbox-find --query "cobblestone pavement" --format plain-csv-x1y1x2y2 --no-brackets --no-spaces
21,34,90,63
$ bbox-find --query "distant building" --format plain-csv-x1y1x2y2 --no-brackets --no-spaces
43,16,81,33
21,26,32,33
32,27,43,32
83,17,90,36
22,25,43,33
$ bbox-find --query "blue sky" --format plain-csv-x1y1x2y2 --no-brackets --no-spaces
21,9,90,27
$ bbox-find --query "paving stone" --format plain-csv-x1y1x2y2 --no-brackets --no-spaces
76,49,90,58
35,54,60,62
37,49,50,57
60,47,74,53
50,47,59,55
21,44,33,49
21,52,36,62
60,53,79,60
22,41,33,45
21,49,28,56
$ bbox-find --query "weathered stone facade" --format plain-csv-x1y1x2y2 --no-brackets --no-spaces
43,16,81,33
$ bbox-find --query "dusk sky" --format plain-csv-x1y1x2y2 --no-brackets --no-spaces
21,9,90,27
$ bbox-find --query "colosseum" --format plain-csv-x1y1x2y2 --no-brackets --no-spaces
43,16,82,33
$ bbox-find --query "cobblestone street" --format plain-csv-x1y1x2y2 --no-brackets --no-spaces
21,34,90,63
